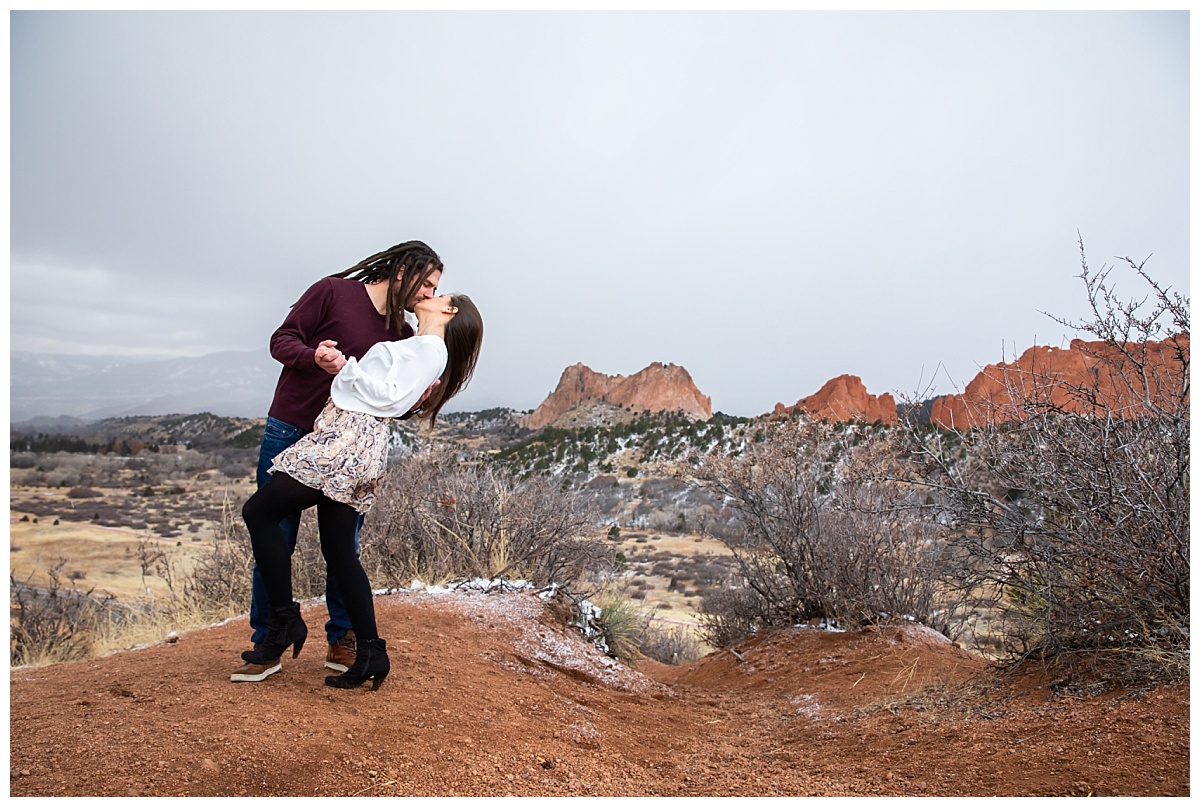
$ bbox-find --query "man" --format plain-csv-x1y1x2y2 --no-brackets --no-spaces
231,240,442,683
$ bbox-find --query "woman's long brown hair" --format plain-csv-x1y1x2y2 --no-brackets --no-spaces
418,294,483,427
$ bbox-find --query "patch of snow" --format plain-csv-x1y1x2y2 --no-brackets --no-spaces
564,701,602,744
568,599,611,655
791,620,846,633
789,693,823,720
893,622,953,646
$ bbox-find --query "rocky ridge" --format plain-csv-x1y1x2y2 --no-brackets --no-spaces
929,334,1189,430
521,362,713,430
772,374,898,425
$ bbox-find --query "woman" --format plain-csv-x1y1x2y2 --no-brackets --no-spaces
238,293,483,690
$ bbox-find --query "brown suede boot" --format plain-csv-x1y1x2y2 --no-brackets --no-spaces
325,630,356,672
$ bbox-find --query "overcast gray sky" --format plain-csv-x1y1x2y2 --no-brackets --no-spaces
10,10,1190,416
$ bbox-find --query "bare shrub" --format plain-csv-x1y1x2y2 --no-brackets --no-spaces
11,453,36,469
35,455,61,472
690,417,842,635
288,514,331,601
697,585,770,648
45,469,82,488
821,476,966,640
690,417,957,647
892,248,1188,685
10,562,125,666
636,621,704,666
176,488,324,616
178,505,256,617
648,511,693,535
12,513,257,667
361,449,606,590
219,463,252,481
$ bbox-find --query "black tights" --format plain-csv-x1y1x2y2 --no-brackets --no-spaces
242,472,377,641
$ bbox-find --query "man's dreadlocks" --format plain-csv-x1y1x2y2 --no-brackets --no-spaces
329,240,444,333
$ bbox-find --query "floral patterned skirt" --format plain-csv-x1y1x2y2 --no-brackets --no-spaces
271,399,391,513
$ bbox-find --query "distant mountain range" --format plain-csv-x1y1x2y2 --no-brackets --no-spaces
10,350,279,424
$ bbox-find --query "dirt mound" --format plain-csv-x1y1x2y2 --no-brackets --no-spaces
9,591,1188,797
660,622,979,712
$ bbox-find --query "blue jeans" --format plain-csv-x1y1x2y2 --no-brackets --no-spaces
248,416,362,645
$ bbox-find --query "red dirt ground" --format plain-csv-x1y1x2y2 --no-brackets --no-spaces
8,589,1190,797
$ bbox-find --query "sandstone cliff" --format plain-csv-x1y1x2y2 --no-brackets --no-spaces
929,334,1190,430
521,362,713,431
772,374,898,425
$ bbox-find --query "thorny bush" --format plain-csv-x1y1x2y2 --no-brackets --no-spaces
890,246,1189,686
691,417,960,647
361,448,608,590
10,562,125,666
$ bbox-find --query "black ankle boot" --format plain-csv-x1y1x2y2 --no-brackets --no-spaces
325,637,390,691
242,602,307,664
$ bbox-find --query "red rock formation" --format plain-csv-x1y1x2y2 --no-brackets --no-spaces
521,362,713,430
929,334,1189,430
773,374,898,425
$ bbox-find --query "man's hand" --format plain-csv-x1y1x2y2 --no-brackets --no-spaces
417,379,440,407
314,339,346,374
400,379,441,420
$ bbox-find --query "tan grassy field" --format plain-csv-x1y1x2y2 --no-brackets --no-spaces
607,530,735,629
9,471,250,602
9,511,214,600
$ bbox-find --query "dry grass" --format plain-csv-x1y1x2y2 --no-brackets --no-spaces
86,597,241,659
11,562,249,670
856,673,1004,719
1020,645,1193,696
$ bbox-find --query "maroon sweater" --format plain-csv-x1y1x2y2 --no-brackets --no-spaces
267,277,413,430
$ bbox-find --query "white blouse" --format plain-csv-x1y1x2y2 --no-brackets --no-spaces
329,334,448,418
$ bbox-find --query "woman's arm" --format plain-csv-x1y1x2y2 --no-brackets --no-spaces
331,338,447,418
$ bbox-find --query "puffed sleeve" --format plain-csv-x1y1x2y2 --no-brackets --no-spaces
330,337,448,417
